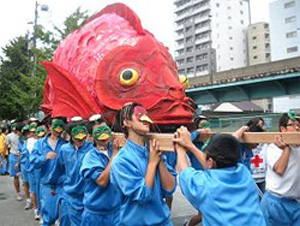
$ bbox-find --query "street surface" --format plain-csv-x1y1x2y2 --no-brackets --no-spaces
0,175,198,226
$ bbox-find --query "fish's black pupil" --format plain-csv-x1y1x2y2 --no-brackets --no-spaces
123,70,133,80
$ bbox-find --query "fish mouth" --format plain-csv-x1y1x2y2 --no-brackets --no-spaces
148,96,196,126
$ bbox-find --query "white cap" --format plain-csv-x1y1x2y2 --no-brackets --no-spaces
89,114,101,122
71,116,83,122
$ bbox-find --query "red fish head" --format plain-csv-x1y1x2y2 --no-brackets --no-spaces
43,3,195,126
95,33,195,125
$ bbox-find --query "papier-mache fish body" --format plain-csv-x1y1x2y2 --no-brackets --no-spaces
42,3,195,125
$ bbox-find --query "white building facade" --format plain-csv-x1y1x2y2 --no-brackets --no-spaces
269,0,300,112
174,0,250,78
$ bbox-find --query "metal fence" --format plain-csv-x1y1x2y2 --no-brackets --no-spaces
209,113,282,132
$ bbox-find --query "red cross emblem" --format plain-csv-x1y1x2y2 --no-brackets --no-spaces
251,155,263,168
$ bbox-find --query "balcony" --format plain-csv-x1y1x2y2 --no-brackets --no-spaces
175,33,184,40
195,25,210,34
175,43,185,50
191,4,210,17
174,23,184,31
195,36,210,45
174,0,197,13
194,15,210,24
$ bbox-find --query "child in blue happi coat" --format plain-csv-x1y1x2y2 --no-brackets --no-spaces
174,126,266,226
110,102,177,226
80,124,121,225
31,117,67,226
46,118,93,226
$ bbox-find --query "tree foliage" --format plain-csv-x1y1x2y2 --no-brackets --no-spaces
0,8,90,120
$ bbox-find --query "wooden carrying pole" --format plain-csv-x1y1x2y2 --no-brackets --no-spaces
113,132,300,151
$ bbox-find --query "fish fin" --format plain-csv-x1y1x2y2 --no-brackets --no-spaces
87,3,145,34
41,61,102,119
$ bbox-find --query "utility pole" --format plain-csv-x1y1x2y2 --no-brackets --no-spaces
32,1,38,77
31,1,48,77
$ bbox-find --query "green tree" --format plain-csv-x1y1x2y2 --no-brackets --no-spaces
0,8,90,120
54,8,89,40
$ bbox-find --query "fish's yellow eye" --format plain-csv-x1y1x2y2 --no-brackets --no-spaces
120,69,139,86
179,74,189,90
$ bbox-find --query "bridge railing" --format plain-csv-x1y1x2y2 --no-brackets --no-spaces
188,56,300,88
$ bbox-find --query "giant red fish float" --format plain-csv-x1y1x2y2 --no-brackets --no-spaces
41,3,195,128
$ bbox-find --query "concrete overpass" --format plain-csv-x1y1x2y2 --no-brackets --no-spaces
186,57,300,105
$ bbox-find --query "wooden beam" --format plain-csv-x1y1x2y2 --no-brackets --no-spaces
241,132,300,145
113,132,300,151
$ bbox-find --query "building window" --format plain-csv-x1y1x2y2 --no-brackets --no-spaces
266,53,270,59
252,36,257,40
241,20,244,24
240,10,243,15
196,53,208,61
187,57,193,63
229,36,233,40
284,1,295,8
185,26,192,32
240,1,243,6
265,43,270,49
285,16,296,23
196,64,208,72
230,57,234,61
252,26,256,30
216,3,220,7
264,24,269,29
176,59,185,66
178,69,185,74
228,16,232,20
253,56,257,59
186,36,193,43
187,67,194,74
253,46,257,50
287,46,298,53
229,26,232,29
265,34,269,39
186,47,193,53
286,31,297,38
230,47,233,50
228,6,231,10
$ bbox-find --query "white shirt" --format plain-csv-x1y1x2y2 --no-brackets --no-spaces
5,132,19,155
26,137,37,154
251,144,268,182
265,144,300,198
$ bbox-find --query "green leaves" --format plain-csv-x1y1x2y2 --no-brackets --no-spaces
0,8,89,120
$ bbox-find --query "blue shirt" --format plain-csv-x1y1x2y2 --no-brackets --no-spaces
187,130,204,170
179,164,266,226
46,141,92,210
80,146,121,214
110,139,176,226
31,133,67,185
19,138,26,166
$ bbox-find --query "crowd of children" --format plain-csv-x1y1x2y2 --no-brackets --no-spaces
0,104,299,226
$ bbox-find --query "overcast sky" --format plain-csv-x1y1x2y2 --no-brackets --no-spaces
0,0,272,56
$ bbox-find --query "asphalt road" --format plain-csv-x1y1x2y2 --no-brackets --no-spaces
0,175,198,226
